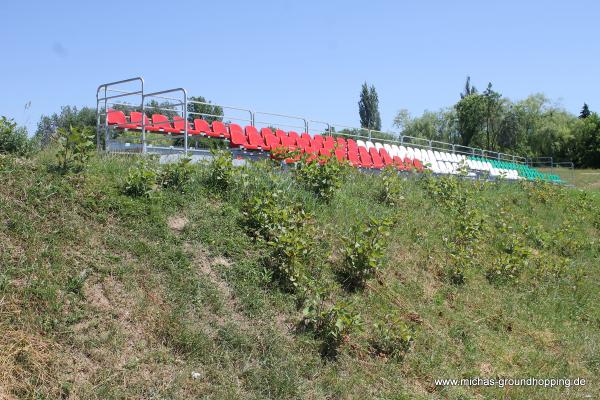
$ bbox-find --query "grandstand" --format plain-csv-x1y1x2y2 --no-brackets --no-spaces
97,77,565,183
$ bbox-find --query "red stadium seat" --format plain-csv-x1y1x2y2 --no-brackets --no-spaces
193,119,212,136
403,157,415,171
152,114,180,133
246,126,270,150
299,133,312,148
369,147,385,169
348,151,361,167
379,148,394,166
211,121,230,138
413,158,424,172
334,148,347,162
336,137,347,150
107,110,137,129
276,129,297,150
359,147,373,168
262,128,281,149
312,134,324,149
130,112,160,131
323,136,335,150
288,131,300,145
347,138,359,154
229,124,257,149
173,116,200,135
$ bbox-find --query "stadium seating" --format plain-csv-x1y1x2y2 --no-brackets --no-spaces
107,110,560,182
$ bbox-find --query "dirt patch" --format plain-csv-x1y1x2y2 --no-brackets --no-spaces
168,216,189,233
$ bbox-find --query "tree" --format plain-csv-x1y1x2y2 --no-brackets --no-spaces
573,112,600,167
455,94,486,146
187,96,223,124
393,108,459,143
482,83,504,150
358,83,381,131
460,76,477,99
580,103,591,119
35,106,96,146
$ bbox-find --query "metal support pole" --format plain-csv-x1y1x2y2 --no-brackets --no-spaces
183,91,188,155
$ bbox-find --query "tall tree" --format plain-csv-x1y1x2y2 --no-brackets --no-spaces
455,93,486,147
358,82,381,131
35,106,96,146
187,96,224,123
482,83,504,150
579,103,591,119
460,76,478,99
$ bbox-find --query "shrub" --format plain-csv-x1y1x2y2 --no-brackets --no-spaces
370,314,413,359
303,300,361,358
243,189,315,291
295,153,347,203
0,116,33,156
123,159,159,198
339,217,393,289
159,157,194,192
205,150,235,193
378,166,404,206
486,235,530,284
54,126,95,172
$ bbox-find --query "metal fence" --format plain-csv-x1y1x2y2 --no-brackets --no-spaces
96,77,571,168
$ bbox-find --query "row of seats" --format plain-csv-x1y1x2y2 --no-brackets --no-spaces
107,110,556,181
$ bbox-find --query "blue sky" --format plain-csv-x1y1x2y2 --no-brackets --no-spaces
1,0,598,134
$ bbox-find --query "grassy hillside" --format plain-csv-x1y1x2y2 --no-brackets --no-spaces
539,167,600,191
1,151,599,399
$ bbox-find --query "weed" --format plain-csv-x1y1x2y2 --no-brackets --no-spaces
159,157,194,192
303,300,361,358
378,166,404,206
204,149,235,193
339,217,393,289
123,159,159,198
295,153,347,203
370,314,413,359
54,125,95,172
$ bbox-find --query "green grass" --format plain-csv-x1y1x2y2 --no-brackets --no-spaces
539,167,600,191
0,151,599,399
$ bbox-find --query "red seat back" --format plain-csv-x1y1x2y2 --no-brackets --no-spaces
229,124,247,147
347,138,359,154
246,126,266,148
379,148,394,165
173,116,194,132
288,131,300,145
194,119,211,134
369,147,384,168
359,147,373,167
152,114,178,132
336,137,347,150
212,121,229,137
107,110,126,125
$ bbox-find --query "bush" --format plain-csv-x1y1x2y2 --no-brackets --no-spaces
54,126,95,173
303,300,361,358
0,116,33,156
295,153,347,203
243,189,315,291
486,235,530,285
204,150,235,193
370,314,413,359
123,159,159,198
378,166,404,206
339,217,393,289
159,157,194,192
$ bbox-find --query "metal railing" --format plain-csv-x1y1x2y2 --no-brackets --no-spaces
95,77,572,169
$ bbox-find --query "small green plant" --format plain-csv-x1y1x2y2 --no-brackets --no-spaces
159,157,194,192
243,189,315,291
339,217,393,289
0,116,33,156
54,125,95,172
370,314,413,359
123,159,159,198
303,300,361,358
205,149,235,193
295,153,347,203
378,166,404,206
486,235,530,284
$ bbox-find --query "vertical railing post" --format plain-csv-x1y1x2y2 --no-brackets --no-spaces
183,90,188,155
141,96,146,154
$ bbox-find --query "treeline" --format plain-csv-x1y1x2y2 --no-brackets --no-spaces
391,77,600,167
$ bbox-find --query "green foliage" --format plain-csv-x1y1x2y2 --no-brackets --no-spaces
243,189,315,291
54,125,95,173
35,105,96,147
340,217,393,289
358,82,381,131
487,216,530,285
455,93,486,147
204,150,235,193
378,166,404,206
159,157,194,192
0,116,33,156
295,154,347,203
370,314,413,359
187,96,224,124
303,300,361,357
123,159,159,198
